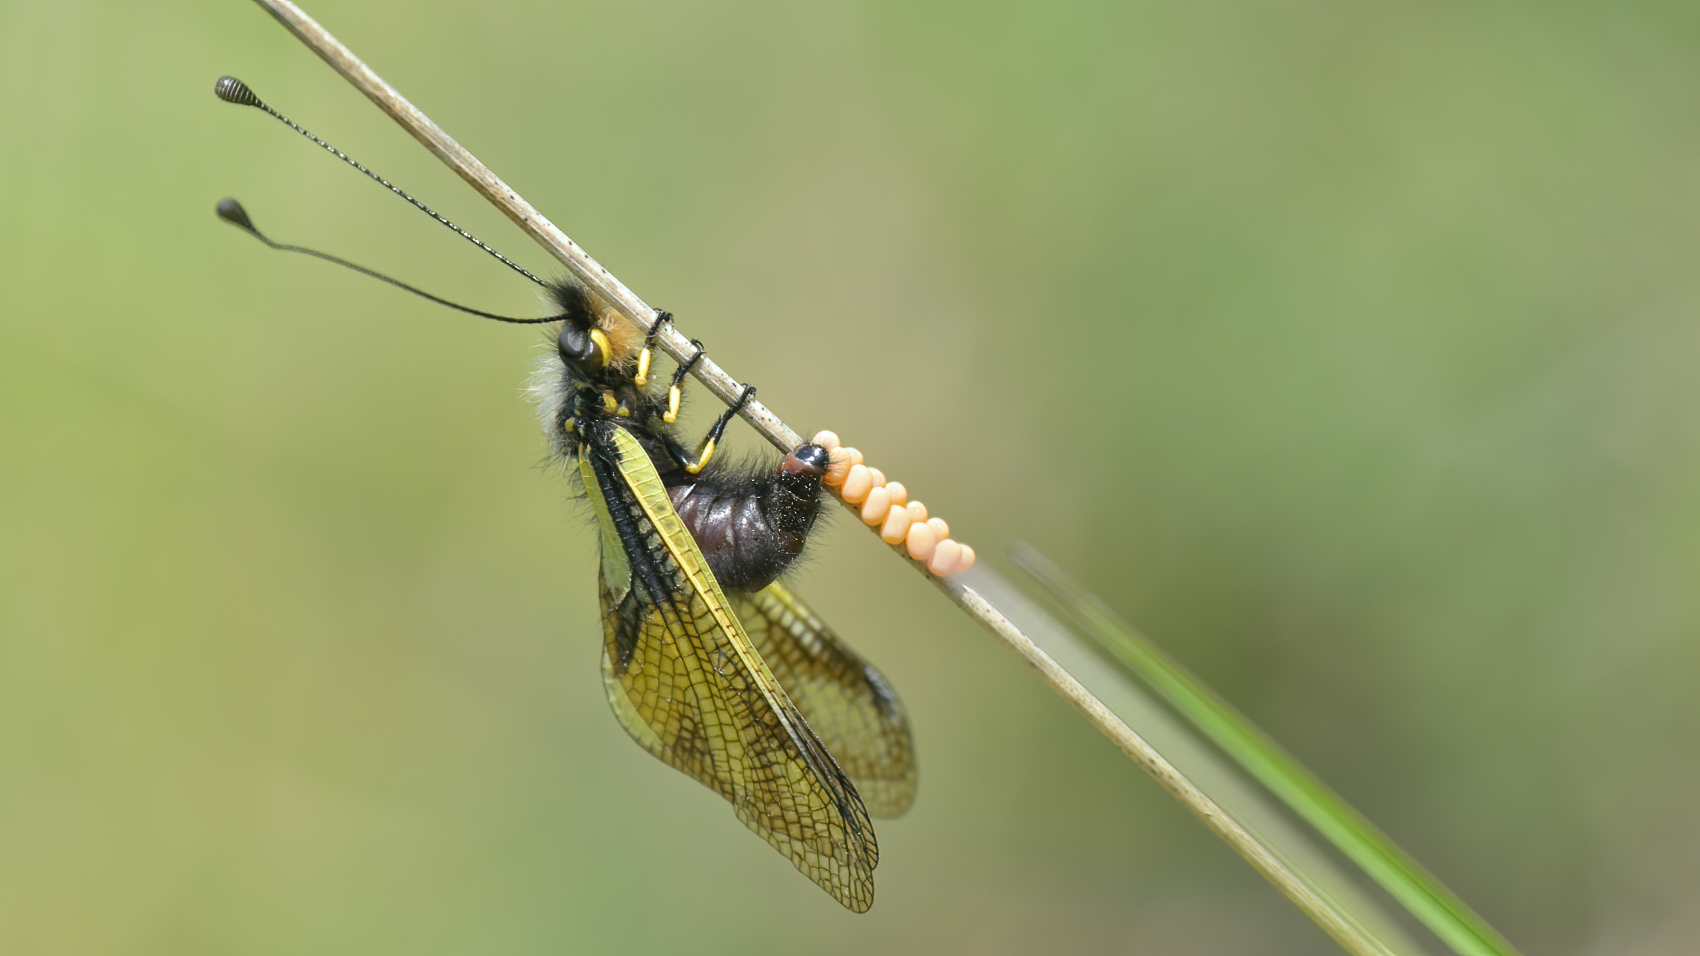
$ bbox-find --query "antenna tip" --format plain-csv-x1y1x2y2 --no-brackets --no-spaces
216,197,256,232
214,76,262,107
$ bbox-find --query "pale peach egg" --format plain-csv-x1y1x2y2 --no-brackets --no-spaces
879,504,915,545
928,539,962,576
904,521,937,561
883,481,908,508
859,487,892,525
823,448,852,487
840,465,873,504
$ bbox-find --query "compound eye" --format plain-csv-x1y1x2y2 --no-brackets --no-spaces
557,325,610,370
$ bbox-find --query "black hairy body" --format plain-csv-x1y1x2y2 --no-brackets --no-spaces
535,280,828,594
667,458,827,590
529,279,916,912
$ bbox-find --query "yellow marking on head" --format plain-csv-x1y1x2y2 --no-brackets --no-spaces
567,287,641,369
587,328,612,368
602,391,620,412
593,300,639,363
563,417,576,434
616,403,632,418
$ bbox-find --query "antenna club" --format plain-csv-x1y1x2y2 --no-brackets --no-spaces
214,76,262,108
216,197,257,233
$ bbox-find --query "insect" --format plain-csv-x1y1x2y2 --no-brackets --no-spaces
213,77,916,911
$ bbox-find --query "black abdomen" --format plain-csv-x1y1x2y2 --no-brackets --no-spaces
669,443,829,592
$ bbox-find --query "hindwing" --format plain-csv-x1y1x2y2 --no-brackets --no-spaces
730,583,916,818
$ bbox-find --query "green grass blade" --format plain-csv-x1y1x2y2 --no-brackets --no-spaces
1010,544,1522,956
966,566,1425,955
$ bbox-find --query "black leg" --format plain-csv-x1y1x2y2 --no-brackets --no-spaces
634,310,673,386
677,384,756,475
664,339,706,424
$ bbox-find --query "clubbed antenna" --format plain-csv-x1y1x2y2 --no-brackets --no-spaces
215,197,553,325
214,75,546,288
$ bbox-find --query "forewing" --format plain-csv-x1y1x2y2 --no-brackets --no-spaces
731,583,916,817
584,428,879,912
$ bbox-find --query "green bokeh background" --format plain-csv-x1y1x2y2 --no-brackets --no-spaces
4,1,1699,952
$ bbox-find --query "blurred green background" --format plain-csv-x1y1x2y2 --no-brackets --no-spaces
4,0,1699,952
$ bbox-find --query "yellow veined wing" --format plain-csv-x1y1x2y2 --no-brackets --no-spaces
579,425,883,911
729,582,916,819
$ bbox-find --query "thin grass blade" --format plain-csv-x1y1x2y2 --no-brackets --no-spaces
1009,544,1522,956
964,565,1429,955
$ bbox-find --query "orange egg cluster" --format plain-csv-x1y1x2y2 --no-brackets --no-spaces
811,431,977,577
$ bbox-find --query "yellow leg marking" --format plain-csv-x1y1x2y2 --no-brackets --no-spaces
664,385,682,424
685,437,718,475
635,348,653,387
